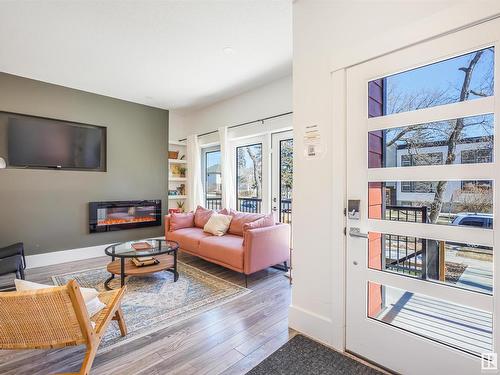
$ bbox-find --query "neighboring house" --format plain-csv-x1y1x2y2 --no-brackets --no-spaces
393,136,492,205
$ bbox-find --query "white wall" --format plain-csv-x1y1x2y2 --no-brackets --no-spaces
169,74,292,142
291,0,500,350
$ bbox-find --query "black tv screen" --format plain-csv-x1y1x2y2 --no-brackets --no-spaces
6,114,106,170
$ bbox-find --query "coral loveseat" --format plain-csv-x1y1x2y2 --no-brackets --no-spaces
165,208,290,284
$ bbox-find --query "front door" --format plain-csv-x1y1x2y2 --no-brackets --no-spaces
346,19,499,374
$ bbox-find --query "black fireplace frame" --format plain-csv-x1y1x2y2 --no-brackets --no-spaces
89,200,162,233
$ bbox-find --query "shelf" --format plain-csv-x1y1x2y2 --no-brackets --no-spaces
168,159,187,164
168,195,187,200
169,177,187,182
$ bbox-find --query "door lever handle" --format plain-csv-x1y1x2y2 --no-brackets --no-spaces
349,227,368,239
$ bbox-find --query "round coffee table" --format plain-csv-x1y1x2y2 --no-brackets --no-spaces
104,239,179,290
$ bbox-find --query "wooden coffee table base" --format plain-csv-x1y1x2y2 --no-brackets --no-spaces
104,253,178,290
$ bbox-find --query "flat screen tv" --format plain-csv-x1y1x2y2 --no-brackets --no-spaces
5,113,106,171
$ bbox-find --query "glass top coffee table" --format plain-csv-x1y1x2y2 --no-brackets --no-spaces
104,239,179,290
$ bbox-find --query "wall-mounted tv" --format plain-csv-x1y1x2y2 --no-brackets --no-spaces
2,112,106,171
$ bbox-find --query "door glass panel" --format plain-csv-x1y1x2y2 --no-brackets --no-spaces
368,232,492,294
368,180,493,227
236,143,262,213
280,139,293,224
205,150,222,210
368,47,494,118
368,114,493,168
367,282,493,356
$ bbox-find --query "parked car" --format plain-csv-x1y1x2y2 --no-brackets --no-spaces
451,213,493,229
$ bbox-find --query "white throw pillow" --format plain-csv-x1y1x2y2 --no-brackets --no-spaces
15,279,106,318
204,213,232,236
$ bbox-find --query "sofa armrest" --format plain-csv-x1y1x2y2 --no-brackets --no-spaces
164,215,171,238
244,223,290,275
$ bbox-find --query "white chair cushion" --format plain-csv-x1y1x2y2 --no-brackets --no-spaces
15,279,106,318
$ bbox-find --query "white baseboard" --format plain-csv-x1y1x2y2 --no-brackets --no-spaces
289,304,342,350
25,236,166,269
25,244,110,269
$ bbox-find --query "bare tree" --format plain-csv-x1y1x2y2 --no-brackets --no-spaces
246,147,262,197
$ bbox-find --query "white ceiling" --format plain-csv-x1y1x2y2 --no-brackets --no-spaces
0,1,292,110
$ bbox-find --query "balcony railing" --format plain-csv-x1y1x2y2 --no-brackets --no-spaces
237,197,262,213
280,199,292,224
384,205,428,277
206,197,222,210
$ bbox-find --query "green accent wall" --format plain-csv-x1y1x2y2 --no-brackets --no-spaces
0,73,169,255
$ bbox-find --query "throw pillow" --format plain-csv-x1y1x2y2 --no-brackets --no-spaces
194,206,216,228
228,210,264,236
169,212,195,231
203,213,233,236
15,279,106,318
242,213,275,245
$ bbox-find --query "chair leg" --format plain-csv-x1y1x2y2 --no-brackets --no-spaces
113,307,127,337
79,346,97,375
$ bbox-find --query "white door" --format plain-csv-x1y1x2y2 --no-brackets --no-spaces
271,131,293,224
346,19,499,374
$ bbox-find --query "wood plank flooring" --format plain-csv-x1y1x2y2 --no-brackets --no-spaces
0,253,294,375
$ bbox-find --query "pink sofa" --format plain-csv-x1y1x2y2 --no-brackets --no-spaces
165,213,290,282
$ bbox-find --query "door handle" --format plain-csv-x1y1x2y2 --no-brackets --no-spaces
349,227,368,239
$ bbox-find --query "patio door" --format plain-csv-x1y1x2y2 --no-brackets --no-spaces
271,131,293,224
346,19,499,374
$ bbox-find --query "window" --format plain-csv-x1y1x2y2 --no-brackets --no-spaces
400,153,443,192
461,148,493,164
236,143,262,213
369,47,494,117
204,148,221,210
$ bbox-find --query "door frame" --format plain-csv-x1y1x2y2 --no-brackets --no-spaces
341,18,499,374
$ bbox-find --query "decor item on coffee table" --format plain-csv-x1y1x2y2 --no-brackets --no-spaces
104,239,179,290
0,280,127,375
52,262,251,352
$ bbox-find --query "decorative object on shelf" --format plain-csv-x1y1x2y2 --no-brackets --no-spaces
168,150,179,159
169,208,181,214
131,256,159,267
176,200,185,212
177,184,186,195
180,154,186,160
168,189,178,196
0,157,6,169
170,164,182,177
131,242,152,251
178,166,187,178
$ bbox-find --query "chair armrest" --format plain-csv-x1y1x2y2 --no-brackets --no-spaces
244,223,290,275
0,242,23,258
164,215,171,237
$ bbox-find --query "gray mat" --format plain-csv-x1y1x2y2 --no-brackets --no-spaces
247,334,384,375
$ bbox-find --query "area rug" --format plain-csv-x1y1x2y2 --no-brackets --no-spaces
248,335,383,375
52,262,251,352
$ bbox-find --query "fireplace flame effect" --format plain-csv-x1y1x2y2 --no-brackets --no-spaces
97,216,156,226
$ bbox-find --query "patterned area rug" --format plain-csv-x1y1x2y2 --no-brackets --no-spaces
52,262,251,352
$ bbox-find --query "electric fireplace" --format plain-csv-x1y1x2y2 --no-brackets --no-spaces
89,200,161,233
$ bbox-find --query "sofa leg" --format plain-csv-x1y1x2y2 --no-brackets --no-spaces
283,261,288,271
244,275,248,288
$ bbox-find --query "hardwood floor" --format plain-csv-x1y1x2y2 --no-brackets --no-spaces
0,253,294,375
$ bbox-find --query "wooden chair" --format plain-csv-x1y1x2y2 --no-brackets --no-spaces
0,280,127,374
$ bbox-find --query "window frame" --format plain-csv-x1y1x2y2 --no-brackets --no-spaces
201,145,221,209
235,142,263,213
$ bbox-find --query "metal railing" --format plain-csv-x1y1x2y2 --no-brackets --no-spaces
384,205,428,277
237,197,262,213
206,197,222,210
280,199,292,224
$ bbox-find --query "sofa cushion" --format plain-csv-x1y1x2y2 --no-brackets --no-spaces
228,210,264,236
167,227,212,252
203,213,232,236
169,212,194,231
242,213,275,245
194,206,216,228
198,234,244,270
